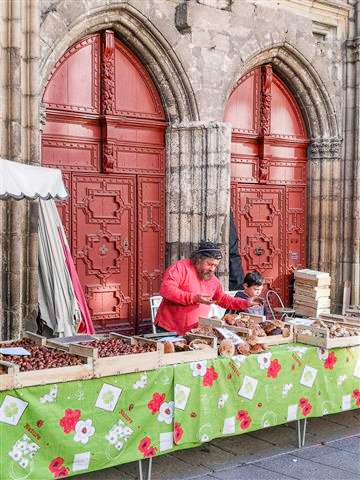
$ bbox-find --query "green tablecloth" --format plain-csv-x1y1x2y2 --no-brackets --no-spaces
0,344,359,479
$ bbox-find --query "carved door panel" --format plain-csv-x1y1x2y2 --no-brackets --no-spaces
232,184,285,298
42,31,166,333
72,174,136,333
137,176,165,332
226,65,308,304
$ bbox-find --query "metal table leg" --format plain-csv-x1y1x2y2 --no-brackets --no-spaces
138,457,153,480
296,419,302,449
147,457,153,480
302,418,307,447
138,460,144,480
296,418,308,448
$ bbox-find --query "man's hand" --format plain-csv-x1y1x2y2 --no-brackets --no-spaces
248,297,263,306
194,294,213,305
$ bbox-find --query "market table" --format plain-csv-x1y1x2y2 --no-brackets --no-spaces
1,343,359,479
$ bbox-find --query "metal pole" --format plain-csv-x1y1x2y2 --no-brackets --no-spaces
138,460,144,480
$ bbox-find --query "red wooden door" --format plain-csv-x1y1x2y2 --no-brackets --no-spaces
42,31,166,333
225,66,308,303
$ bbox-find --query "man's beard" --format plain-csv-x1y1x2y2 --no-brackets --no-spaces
197,270,214,280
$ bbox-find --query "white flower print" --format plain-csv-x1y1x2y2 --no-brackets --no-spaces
190,361,207,377
157,401,174,424
323,408,329,415
133,373,148,389
40,385,58,404
258,352,272,370
201,434,209,443
9,447,23,462
282,383,293,397
114,440,124,450
232,355,247,367
105,431,117,445
19,457,29,469
74,419,95,445
337,374,347,387
317,347,329,361
217,394,228,409
287,346,308,358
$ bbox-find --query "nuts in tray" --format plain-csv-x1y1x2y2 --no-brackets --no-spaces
190,325,268,356
223,314,291,338
81,338,157,357
302,319,360,338
0,339,84,372
162,336,213,354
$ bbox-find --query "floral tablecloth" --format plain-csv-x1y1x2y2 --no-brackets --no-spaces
0,344,359,479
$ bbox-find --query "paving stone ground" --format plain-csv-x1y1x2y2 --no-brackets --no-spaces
74,410,360,480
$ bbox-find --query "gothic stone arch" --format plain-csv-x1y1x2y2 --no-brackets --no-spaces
224,43,342,307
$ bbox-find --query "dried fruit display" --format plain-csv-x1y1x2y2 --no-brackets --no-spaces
0,338,84,372
81,338,157,357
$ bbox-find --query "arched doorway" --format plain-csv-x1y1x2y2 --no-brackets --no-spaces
224,65,308,303
42,31,166,334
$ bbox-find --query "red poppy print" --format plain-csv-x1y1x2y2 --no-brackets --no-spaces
302,403,312,417
144,447,157,457
54,466,70,479
174,422,184,443
138,436,151,454
267,359,281,379
49,457,64,474
240,416,252,430
298,397,308,408
59,409,81,434
202,367,218,387
36,419,44,428
236,410,252,430
147,392,165,414
324,351,337,369
298,397,312,417
352,389,360,406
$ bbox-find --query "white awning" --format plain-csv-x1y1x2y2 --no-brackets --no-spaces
0,158,68,200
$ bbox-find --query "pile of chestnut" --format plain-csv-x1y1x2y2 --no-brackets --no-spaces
0,339,84,372
82,338,157,357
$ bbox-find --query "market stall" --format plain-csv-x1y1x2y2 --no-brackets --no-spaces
0,343,359,480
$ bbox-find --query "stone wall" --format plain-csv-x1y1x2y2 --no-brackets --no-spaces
0,0,359,338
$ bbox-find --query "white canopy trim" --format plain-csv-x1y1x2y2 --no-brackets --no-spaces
0,158,68,200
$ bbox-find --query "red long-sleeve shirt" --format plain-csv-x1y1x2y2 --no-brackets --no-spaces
155,258,250,335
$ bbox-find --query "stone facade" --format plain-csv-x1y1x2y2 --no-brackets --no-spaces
0,0,359,339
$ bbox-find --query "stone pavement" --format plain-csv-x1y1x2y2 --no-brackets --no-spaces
74,410,360,480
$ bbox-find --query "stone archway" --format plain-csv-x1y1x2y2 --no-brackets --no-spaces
224,43,342,306
39,3,233,273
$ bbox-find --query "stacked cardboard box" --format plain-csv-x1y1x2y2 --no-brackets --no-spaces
294,269,331,317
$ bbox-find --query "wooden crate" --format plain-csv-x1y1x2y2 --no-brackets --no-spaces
160,333,218,366
320,313,360,327
0,360,19,391
52,333,162,378
198,317,294,346
0,332,94,389
295,321,360,349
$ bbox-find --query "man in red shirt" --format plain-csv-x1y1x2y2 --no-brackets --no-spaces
155,241,253,335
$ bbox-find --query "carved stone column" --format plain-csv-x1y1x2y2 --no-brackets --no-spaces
309,137,343,308
0,0,40,340
166,122,232,285
343,31,360,305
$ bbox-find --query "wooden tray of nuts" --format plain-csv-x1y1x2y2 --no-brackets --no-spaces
191,324,268,356
159,333,218,366
295,318,360,348
48,333,162,378
0,332,94,390
199,315,294,346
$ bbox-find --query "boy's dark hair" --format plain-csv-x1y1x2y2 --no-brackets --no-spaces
243,271,264,287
